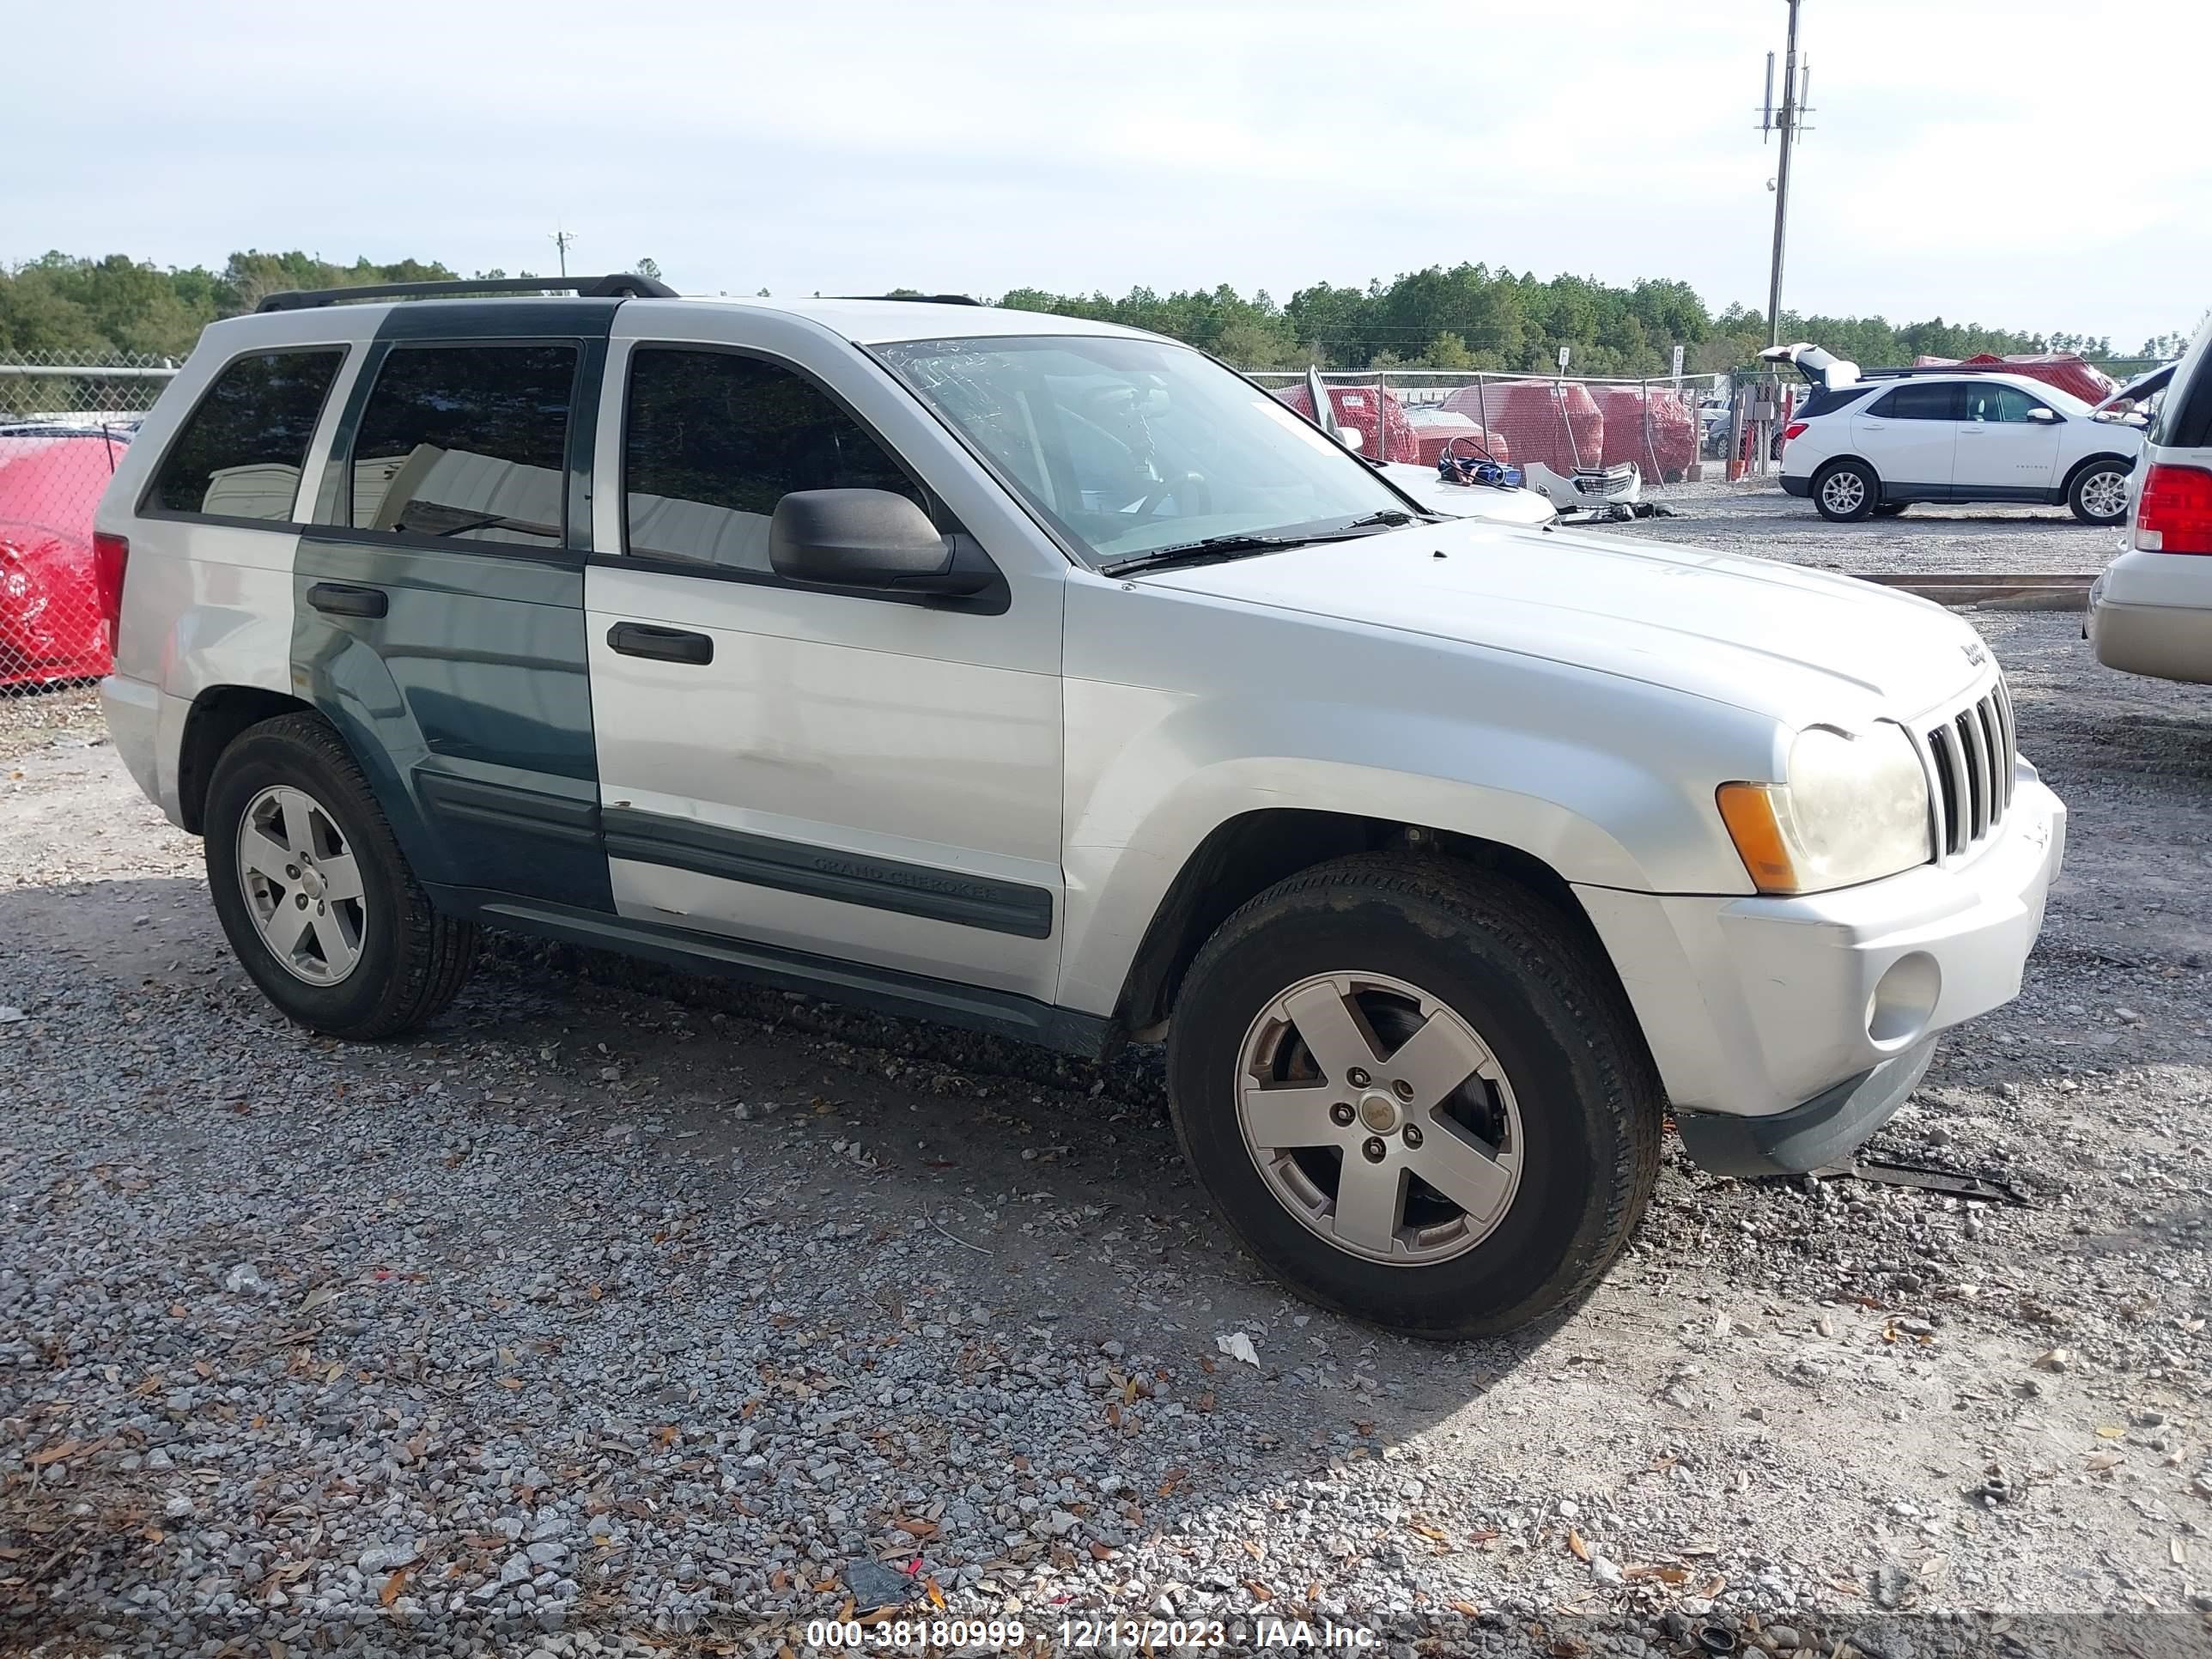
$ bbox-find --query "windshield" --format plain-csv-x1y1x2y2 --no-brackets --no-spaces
874,334,1413,567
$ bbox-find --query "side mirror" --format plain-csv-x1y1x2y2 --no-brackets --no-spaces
2027,405,2061,424
1340,428,1365,452
769,489,991,597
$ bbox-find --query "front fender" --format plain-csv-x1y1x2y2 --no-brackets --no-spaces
1055,653,1775,1017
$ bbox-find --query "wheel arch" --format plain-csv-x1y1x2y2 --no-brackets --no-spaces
1812,453,1881,489
2061,450,2136,496
176,685,319,834
1112,810,1616,1038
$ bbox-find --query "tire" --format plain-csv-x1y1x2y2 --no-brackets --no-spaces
204,712,477,1040
2068,458,2131,526
1165,854,1662,1340
1812,459,1878,522
1873,502,1909,518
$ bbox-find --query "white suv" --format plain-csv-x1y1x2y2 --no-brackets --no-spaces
1766,344,2142,524
93,277,2064,1337
2090,323,2212,682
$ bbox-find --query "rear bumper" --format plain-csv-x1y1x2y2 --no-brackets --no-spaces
2087,563,2212,684
97,673,185,826
1576,767,2063,1134
1780,474,1811,498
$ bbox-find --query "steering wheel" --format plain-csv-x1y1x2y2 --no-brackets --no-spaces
1133,469,1211,518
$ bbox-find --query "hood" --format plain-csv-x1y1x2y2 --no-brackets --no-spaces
1133,516,1990,726
1379,462,1557,526
1760,342,1859,391
2094,362,2173,412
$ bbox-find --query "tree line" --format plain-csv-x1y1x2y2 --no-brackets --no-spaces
1,249,2178,375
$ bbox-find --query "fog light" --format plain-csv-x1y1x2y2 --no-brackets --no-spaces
1867,952,1942,1047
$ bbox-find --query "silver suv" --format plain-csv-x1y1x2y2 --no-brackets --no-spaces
94,277,2065,1337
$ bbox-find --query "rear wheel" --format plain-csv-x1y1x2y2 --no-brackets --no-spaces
1166,855,1662,1339
1813,459,1878,522
205,714,477,1039
2069,459,2131,526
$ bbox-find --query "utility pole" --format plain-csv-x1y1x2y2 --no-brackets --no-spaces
550,227,575,279
1763,0,1806,349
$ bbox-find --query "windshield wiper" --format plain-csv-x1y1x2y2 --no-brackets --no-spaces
1098,510,1418,577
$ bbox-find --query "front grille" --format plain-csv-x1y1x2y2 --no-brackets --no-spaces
1923,678,2015,859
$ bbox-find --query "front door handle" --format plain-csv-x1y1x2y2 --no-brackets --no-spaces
608,622,714,665
306,581,388,619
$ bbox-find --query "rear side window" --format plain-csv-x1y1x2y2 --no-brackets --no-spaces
1799,385,1874,421
146,349,343,521
349,344,576,547
1868,382,1961,421
623,348,922,571
2155,344,2212,449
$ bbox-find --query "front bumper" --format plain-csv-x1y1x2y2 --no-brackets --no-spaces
1576,765,2063,1138
1674,1036,1935,1176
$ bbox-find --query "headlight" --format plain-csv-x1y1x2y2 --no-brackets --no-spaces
1717,724,1930,895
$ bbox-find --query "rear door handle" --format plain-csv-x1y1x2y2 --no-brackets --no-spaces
305,581,388,619
607,622,714,665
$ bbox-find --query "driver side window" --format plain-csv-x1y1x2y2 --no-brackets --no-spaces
622,348,923,571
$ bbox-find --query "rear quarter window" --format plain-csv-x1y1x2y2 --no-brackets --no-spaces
145,349,346,521
2154,349,2212,449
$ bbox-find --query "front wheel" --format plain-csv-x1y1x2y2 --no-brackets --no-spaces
2069,459,2131,526
1166,855,1662,1339
204,713,477,1039
1813,459,1878,522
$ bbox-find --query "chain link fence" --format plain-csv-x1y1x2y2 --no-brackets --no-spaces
0,352,176,690
1243,367,1794,483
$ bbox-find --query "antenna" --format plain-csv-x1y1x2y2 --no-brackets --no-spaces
1759,0,1812,351
550,227,576,279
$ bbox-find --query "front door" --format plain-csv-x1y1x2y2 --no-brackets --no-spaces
1853,380,1963,497
581,326,1066,1002
1952,381,2065,495
293,311,613,913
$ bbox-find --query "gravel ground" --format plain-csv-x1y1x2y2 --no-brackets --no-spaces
3,610,2209,1659
1585,477,2124,576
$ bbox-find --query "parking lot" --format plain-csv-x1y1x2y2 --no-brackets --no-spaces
3,487,2209,1658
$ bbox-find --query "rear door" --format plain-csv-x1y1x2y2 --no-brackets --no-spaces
293,304,614,913
1953,381,2065,495
582,313,1066,1003
1854,381,1963,496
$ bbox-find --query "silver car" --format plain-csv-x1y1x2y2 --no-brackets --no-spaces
95,277,2063,1337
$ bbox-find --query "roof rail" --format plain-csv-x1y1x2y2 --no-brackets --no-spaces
830,293,981,306
255,273,677,313
1859,364,2018,380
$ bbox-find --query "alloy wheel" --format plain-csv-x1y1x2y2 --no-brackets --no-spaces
1820,471,1867,515
2080,468,2129,522
1234,971,1524,1267
235,785,368,985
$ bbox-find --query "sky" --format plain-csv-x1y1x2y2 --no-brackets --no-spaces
8,0,2205,349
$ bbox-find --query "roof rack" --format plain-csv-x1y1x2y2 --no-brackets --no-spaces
256,273,677,313
831,293,981,306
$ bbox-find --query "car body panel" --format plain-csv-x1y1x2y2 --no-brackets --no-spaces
581,302,1069,1002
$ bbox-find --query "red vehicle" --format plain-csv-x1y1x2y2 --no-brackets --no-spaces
0,431,128,687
